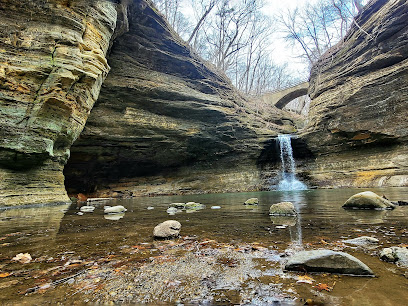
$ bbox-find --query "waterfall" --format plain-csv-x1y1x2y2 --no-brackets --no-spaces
276,135,307,191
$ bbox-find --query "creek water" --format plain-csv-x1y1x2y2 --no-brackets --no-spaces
1,188,407,305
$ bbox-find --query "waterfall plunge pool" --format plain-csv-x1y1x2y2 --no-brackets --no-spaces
0,188,407,305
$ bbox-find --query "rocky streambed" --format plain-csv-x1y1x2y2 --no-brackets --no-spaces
0,188,408,305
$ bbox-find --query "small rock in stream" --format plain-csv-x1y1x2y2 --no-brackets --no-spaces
104,205,127,214
269,202,296,216
379,247,408,267
244,198,259,205
153,220,181,239
166,207,179,215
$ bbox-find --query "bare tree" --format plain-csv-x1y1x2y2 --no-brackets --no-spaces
152,0,191,37
353,0,364,13
278,0,363,67
187,0,218,44
152,0,297,96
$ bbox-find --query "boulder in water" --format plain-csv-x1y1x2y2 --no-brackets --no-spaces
244,198,259,205
166,207,179,215
104,205,127,214
153,220,181,239
285,249,374,276
269,202,296,216
184,202,205,210
380,247,408,267
342,191,395,210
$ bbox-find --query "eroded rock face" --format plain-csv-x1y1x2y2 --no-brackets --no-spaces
0,0,120,205
302,0,408,188
63,0,286,197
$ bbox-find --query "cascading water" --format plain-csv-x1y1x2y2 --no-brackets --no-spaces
276,134,307,191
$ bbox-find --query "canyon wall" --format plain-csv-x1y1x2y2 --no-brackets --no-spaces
63,0,294,198
0,0,120,205
0,0,294,205
302,0,408,188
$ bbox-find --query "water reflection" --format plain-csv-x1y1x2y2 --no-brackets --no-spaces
271,190,306,250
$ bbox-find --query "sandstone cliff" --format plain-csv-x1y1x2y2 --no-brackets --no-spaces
0,0,295,205
64,0,292,197
302,0,408,187
0,0,119,205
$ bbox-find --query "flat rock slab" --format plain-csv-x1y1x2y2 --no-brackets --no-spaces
342,236,379,246
342,191,395,210
285,250,374,276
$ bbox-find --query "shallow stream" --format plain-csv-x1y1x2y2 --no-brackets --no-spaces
1,188,407,305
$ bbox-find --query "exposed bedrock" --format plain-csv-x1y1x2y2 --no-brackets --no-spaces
0,0,120,205
63,0,294,197
301,0,408,188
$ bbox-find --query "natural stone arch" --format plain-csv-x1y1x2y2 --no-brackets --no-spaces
261,82,309,109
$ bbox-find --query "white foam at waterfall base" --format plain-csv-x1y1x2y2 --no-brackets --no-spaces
276,135,307,191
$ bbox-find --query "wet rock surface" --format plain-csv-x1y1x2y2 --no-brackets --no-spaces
285,250,374,276
380,247,408,267
269,202,297,216
342,191,396,210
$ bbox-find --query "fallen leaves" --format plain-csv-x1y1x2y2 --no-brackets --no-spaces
296,275,315,284
314,282,335,292
12,253,32,264
0,272,11,278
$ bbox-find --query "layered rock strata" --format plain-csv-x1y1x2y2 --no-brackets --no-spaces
302,0,408,187
0,0,119,205
64,0,290,197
